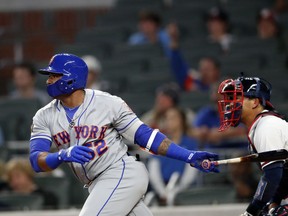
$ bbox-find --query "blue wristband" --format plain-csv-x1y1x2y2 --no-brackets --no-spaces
166,142,194,163
46,152,62,169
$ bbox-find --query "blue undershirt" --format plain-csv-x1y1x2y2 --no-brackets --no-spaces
63,105,80,123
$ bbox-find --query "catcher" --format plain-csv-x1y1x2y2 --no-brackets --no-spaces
217,74,288,216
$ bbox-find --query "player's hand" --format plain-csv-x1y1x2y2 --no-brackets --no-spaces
189,151,219,173
58,146,94,165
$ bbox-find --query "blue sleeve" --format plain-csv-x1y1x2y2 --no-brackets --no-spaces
135,124,195,163
170,49,190,90
193,107,210,127
134,124,166,153
128,33,145,45
29,138,51,172
246,162,284,215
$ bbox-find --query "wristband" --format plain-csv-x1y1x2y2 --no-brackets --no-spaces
46,152,63,169
166,142,194,163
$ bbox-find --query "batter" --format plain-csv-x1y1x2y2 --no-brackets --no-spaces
29,53,218,216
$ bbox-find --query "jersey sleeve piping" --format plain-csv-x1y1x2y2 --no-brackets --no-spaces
116,117,138,132
77,91,95,126
30,134,52,142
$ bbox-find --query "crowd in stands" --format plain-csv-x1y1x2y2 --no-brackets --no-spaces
0,0,287,210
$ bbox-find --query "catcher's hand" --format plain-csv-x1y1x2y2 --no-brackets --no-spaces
58,146,93,164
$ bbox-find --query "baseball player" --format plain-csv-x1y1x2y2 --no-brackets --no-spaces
217,75,288,216
29,53,219,216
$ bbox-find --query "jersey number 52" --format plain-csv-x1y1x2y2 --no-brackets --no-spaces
83,140,108,160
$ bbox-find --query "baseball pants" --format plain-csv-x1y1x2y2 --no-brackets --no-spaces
79,154,153,216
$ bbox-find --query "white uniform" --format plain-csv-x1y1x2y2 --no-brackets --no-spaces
31,89,153,216
248,110,288,169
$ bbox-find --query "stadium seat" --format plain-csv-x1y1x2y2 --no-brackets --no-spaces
112,43,164,60
229,36,279,57
219,54,261,77
172,0,220,10
0,98,42,141
56,42,112,60
174,185,237,205
127,73,173,94
180,91,210,112
35,176,70,209
102,58,146,75
119,92,154,115
148,57,170,73
179,38,222,60
76,26,129,45
115,0,162,9
0,194,44,211
101,58,147,93
58,164,89,208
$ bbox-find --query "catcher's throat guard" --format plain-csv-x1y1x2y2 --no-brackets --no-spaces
217,79,244,131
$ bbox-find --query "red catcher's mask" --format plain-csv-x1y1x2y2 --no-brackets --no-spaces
217,79,244,131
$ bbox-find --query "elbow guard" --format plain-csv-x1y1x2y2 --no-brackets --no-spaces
135,124,166,153
29,138,51,172
29,151,43,172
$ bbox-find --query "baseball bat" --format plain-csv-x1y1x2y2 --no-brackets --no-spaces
201,149,288,169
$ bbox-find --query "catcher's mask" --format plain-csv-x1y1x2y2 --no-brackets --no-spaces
217,75,273,131
217,78,243,131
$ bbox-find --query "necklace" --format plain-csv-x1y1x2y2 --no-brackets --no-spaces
63,105,82,128
66,115,76,128
62,90,86,128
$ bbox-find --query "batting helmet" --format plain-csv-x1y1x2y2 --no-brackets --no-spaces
39,53,88,97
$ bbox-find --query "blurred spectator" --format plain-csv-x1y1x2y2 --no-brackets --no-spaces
146,107,198,206
205,7,234,52
128,10,171,57
229,162,258,203
257,8,280,40
81,55,110,92
167,23,221,91
9,62,50,106
0,160,10,210
0,161,9,193
4,158,58,209
256,8,287,53
141,83,194,132
273,0,288,14
191,83,247,149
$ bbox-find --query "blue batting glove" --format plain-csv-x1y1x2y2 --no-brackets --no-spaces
189,151,219,173
58,146,94,165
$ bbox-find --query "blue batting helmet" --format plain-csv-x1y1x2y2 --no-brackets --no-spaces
39,53,88,97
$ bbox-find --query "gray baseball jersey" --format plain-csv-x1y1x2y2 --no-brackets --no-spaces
31,89,153,216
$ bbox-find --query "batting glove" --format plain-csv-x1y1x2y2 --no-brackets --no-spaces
189,151,219,173
58,146,94,165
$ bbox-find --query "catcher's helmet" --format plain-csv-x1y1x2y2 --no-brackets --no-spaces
217,75,273,131
39,53,88,97
239,76,273,109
